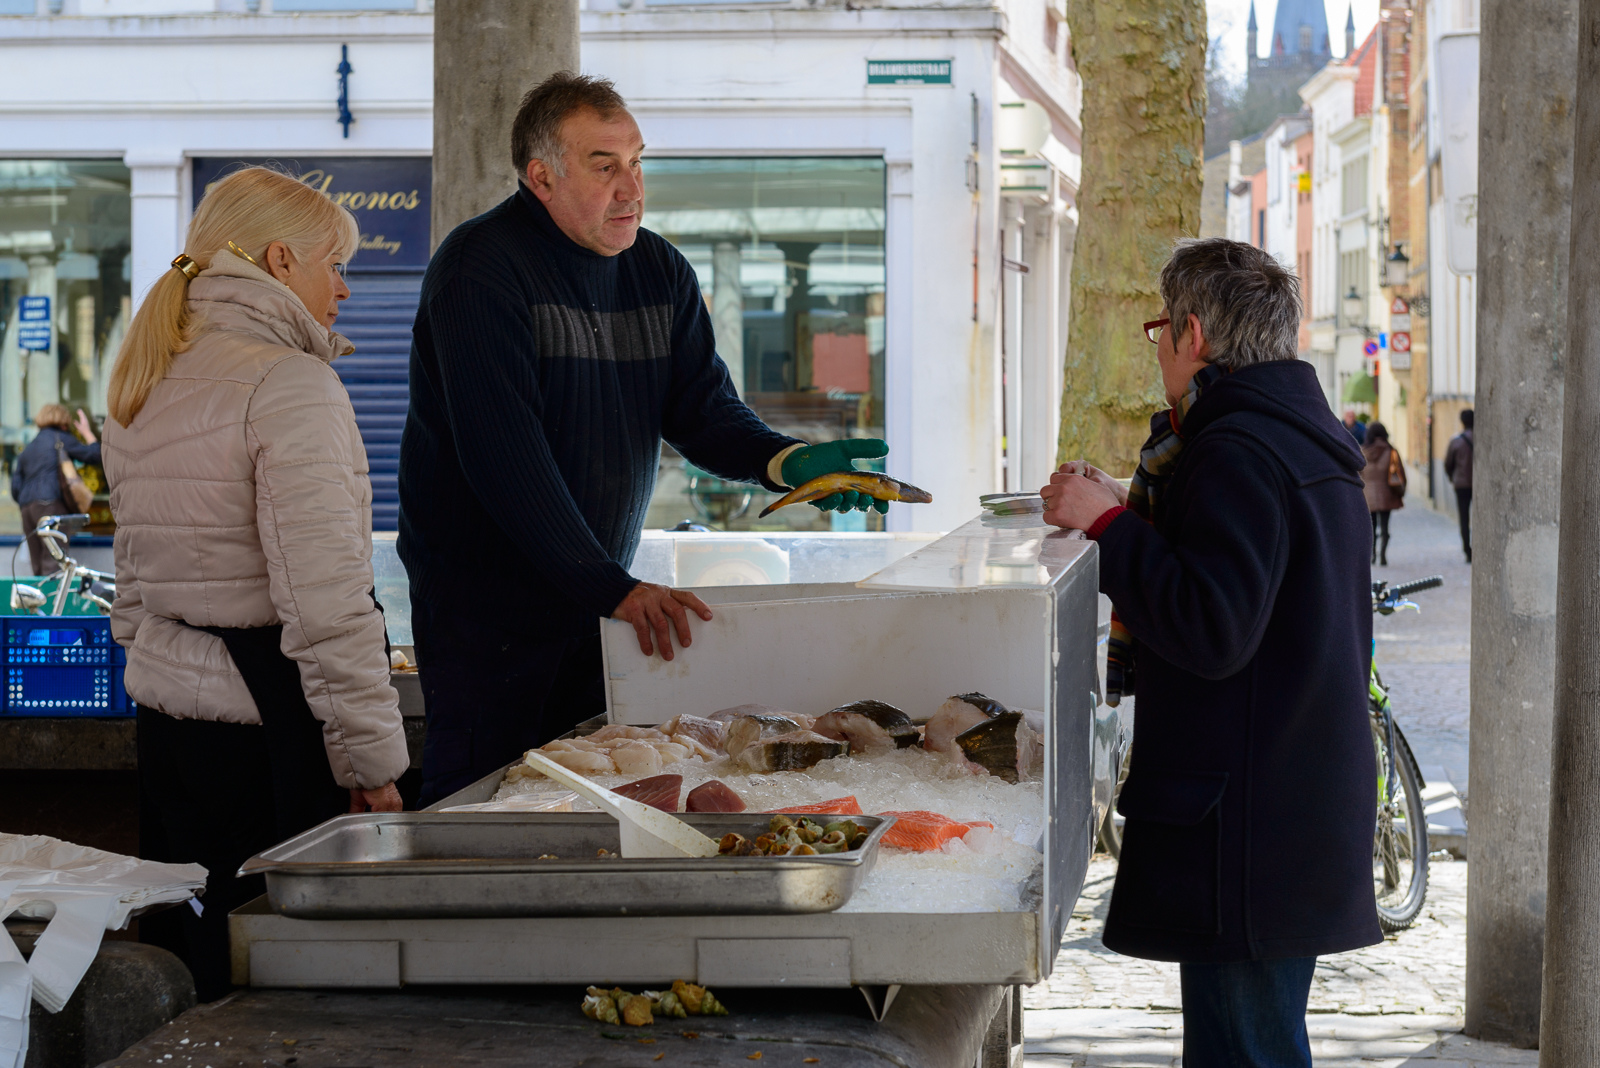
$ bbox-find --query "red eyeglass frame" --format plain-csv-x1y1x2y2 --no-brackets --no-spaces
1142,318,1171,344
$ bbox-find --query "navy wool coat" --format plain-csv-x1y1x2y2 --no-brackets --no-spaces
1095,358,1383,963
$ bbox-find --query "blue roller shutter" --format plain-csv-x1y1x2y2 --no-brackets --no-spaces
332,271,421,531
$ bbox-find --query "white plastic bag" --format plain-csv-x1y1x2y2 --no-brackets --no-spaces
0,833,206,1049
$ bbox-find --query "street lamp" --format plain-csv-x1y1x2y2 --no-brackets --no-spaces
1383,244,1410,288
1343,286,1365,329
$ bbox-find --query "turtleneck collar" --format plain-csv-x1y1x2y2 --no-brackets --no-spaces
187,248,354,362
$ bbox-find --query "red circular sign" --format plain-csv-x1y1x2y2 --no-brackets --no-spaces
1392,332,1412,353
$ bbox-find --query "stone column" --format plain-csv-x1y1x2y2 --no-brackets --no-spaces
1467,0,1578,1048
124,151,185,306
25,256,58,420
1540,0,1600,1056
432,0,580,249
711,241,745,396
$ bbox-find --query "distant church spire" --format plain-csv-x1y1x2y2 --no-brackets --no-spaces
1247,1,1258,62
1345,3,1356,54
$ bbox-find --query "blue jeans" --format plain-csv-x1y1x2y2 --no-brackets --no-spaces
1179,956,1316,1067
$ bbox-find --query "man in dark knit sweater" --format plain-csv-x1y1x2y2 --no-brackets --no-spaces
399,73,888,805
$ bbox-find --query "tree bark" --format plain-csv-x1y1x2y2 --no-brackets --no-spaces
1057,0,1207,474
1540,0,1600,1057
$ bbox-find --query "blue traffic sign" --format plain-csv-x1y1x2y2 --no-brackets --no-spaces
1363,339,1379,357
17,295,50,352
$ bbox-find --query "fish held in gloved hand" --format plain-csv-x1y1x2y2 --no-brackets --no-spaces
758,472,932,517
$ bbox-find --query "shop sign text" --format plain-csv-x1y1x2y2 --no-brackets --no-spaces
192,157,432,269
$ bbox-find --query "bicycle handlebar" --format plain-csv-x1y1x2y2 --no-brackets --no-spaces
1386,576,1444,599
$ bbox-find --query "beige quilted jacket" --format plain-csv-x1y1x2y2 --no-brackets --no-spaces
104,253,408,790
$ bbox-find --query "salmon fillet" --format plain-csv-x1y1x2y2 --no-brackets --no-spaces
876,810,994,851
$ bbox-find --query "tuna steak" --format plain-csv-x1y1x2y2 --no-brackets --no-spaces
613,774,683,812
685,779,747,813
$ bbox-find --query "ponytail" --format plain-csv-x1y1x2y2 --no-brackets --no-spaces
106,264,200,426
106,165,359,427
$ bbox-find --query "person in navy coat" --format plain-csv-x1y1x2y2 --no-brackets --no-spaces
1041,238,1381,1068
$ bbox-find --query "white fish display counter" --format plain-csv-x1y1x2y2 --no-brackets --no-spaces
229,514,1122,995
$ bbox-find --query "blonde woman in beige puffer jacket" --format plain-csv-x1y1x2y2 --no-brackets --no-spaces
103,167,405,998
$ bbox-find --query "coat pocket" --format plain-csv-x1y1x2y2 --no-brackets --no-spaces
1109,770,1228,935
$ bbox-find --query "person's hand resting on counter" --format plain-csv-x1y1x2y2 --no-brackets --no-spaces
1040,460,1129,532
612,581,715,661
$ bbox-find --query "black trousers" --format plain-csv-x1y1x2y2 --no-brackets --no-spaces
138,627,348,1001
413,601,606,809
1371,509,1392,542
1456,487,1473,555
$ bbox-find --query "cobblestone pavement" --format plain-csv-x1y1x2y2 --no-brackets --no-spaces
1022,857,1533,1065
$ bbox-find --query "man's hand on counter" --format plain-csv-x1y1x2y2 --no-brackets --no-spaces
612,582,715,661
350,783,403,813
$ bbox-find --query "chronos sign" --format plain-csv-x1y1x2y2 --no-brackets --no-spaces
191,157,431,270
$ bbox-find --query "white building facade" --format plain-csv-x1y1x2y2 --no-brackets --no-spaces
0,0,1081,536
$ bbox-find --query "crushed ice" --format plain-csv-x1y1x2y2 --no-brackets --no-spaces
491,745,1046,913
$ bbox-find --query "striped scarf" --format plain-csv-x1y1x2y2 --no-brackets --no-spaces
1104,362,1230,707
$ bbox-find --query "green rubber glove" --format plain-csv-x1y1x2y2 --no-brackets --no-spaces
780,438,891,514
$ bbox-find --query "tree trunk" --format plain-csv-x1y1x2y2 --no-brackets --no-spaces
1057,0,1207,474
1540,0,1600,1056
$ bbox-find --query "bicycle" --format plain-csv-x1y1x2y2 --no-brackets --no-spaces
1095,575,1441,934
1369,575,1440,932
8,513,116,616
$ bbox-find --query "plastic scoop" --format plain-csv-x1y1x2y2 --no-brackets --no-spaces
519,752,720,859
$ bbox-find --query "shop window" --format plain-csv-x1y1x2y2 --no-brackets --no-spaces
0,160,130,537
639,158,887,532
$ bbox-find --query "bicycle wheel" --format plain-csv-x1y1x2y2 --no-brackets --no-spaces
1372,712,1429,931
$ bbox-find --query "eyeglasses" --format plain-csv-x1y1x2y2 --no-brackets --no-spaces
1143,318,1171,344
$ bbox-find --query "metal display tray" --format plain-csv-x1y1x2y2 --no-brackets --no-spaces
239,812,893,920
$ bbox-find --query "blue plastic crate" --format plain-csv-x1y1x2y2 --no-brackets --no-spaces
0,616,131,717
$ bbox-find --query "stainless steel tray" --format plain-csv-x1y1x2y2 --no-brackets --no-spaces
239,811,893,920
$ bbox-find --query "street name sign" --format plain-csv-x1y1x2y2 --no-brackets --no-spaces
867,59,952,85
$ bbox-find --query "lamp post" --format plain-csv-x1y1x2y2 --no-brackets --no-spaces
1342,286,1366,332
1383,243,1411,289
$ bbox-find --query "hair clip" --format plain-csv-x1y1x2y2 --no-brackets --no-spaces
170,253,201,279
227,241,261,267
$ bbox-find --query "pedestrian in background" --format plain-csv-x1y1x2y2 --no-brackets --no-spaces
1444,409,1473,563
9,404,101,576
1040,237,1379,1068
1361,422,1406,567
1342,408,1366,445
